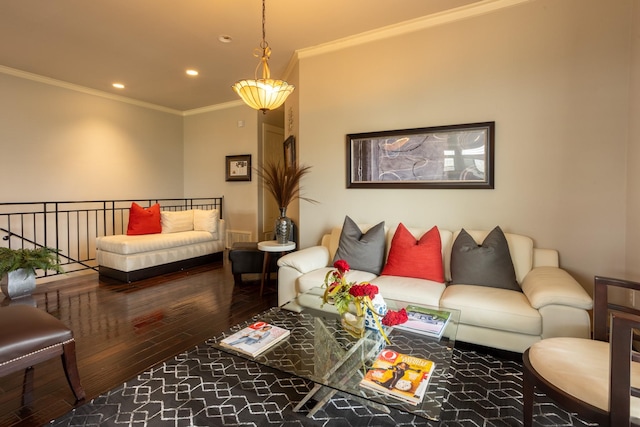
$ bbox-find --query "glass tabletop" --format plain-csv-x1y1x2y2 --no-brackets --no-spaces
211,291,460,421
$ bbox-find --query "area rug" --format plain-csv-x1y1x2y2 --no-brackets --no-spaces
50,339,596,427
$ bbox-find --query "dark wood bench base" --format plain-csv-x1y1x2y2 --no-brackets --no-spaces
99,252,223,283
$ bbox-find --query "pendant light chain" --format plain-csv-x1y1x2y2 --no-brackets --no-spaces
261,0,266,49
231,0,295,112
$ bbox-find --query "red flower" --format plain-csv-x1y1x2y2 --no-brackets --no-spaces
382,308,408,326
333,259,350,274
349,283,378,300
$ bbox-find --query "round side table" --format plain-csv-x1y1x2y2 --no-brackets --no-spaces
257,240,296,297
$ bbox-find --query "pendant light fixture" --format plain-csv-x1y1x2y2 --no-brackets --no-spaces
232,0,294,113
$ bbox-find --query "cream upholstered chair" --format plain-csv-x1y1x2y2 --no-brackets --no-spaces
522,276,640,426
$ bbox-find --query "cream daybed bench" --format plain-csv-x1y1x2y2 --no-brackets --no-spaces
96,207,225,282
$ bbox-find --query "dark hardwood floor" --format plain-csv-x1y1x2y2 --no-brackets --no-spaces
0,254,277,427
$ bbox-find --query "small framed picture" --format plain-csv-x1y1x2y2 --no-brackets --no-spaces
225,154,252,181
283,135,296,170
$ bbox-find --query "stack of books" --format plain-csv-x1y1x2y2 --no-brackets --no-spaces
393,305,451,339
359,349,435,405
219,321,290,357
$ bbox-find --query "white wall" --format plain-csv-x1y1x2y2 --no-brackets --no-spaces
0,73,184,201
627,1,640,282
183,105,260,239
297,0,632,292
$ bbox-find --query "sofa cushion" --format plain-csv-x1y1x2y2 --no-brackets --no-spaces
96,230,216,255
194,209,219,233
332,216,386,275
126,203,161,236
440,284,541,335
371,275,445,308
380,224,444,282
450,226,519,291
161,210,194,233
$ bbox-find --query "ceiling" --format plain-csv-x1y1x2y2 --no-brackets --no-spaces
0,0,481,112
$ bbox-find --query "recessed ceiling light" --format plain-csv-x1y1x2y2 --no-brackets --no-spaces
186,69,199,76
218,35,232,43
112,83,125,89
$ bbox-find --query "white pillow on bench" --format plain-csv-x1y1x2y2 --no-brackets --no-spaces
161,210,194,233
194,209,219,233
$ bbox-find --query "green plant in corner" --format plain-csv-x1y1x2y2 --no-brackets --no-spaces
0,246,64,276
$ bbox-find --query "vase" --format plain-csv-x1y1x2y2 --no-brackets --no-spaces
364,294,388,331
1,268,36,299
274,207,293,244
340,310,365,339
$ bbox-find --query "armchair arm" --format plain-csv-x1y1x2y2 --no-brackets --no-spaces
276,245,331,275
521,266,593,310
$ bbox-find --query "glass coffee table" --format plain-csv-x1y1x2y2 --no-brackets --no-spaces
211,288,460,421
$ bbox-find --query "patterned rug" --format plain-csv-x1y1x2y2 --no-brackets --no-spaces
50,339,596,427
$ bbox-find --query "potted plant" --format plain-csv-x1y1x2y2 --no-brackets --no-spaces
0,247,63,299
256,160,317,243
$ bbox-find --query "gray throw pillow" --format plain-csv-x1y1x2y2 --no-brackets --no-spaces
450,226,520,291
333,216,386,275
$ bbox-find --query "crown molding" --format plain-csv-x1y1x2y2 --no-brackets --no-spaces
183,100,246,116
296,0,530,60
0,65,183,116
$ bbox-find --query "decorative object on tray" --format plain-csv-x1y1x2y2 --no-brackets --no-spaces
256,160,317,244
322,259,393,342
219,321,290,357
0,246,63,299
393,305,451,339
360,349,435,405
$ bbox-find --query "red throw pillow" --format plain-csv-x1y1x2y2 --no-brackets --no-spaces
126,203,161,235
380,224,444,282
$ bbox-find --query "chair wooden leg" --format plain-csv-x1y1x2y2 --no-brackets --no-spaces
233,273,243,287
21,367,34,407
61,340,86,401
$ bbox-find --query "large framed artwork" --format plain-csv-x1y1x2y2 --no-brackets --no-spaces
347,122,495,189
225,154,252,182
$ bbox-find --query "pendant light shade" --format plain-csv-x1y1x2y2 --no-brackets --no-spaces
232,0,294,113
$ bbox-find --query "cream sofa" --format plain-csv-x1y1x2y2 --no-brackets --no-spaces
277,223,593,353
96,209,225,283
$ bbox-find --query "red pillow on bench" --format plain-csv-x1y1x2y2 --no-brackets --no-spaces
127,203,161,235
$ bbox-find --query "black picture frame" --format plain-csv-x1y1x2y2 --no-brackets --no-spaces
283,135,296,169
225,154,252,182
347,122,495,189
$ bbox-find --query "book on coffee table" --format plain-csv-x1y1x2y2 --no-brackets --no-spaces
393,305,451,339
220,321,290,357
359,349,435,405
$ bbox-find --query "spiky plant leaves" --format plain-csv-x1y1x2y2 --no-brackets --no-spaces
256,161,317,209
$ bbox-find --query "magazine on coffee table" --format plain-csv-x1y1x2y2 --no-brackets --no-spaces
393,305,451,339
360,349,435,405
220,321,290,357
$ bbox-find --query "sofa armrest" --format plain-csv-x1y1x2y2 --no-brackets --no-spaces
521,266,593,310
276,245,330,306
276,245,330,274
217,219,226,241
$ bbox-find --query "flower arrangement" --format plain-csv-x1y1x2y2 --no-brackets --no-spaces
322,260,408,342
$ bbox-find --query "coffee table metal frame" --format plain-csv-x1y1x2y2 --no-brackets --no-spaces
211,291,460,421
